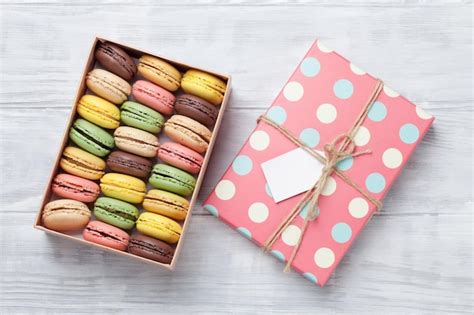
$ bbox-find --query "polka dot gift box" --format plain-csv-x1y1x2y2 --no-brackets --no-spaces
203,40,434,287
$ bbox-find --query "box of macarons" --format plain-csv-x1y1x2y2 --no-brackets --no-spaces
34,37,231,269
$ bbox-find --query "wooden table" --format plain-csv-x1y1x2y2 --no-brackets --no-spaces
1,0,472,313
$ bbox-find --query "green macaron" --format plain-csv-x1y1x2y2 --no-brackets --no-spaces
93,197,139,230
120,101,165,134
69,119,115,157
149,164,196,197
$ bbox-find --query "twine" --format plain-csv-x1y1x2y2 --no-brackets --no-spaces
258,79,384,272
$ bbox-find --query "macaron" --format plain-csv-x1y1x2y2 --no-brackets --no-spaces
175,94,218,128
100,173,146,204
163,115,212,154
106,151,152,178
95,42,137,80
86,69,131,104
181,69,226,106
93,197,139,230
132,80,176,115
69,119,115,157
128,233,175,264
137,55,181,92
77,94,120,129
120,101,164,133
60,146,106,180
143,189,189,221
158,142,203,174
114,126,159,158
42,199,91,232
52,173,100,203
149,164,196,197
136,212,182,244
83,221,130,251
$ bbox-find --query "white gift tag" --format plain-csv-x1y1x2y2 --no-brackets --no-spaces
261,148,324,203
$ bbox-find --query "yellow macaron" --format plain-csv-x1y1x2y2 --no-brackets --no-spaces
60,146,106,180
142,189,189,221
137,55,182,92
100,173,146,204
77,95,120,129
181,69,226,106
136,212,182,244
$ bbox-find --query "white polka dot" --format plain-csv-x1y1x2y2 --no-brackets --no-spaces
354,126,371,146
382,148,403,169
316,41,333,53
350,63,366,75
316,103,337,124
416,106,433,120
314,247,335,268
321,176,337,196
383,85,400,97
248,202,269,223
282,225,302,246
249,130,270,151
215,180,236,200
283,81,304,102
348,197,369,218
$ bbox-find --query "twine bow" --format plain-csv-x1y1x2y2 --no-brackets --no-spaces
259,79,385,272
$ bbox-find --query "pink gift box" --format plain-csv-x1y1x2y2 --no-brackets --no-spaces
203,40,434,287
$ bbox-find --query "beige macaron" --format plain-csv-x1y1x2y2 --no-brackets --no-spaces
42,199,91,232
137,55,182,92
86,69,131,104
164,115,212,154
114,126,159,157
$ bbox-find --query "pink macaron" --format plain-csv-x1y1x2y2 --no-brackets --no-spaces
83,221,130,251
157,142,204,174
52,173,100,203
132,80,176,115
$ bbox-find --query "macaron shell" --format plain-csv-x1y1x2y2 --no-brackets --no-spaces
77,95,120,129
69,119,115,157
136,212,182,244
106,151,152,178
42,199,91,232
95,42,137,80
143,189,189,221
158,142,203,174
86,69,131,104
137,55,181,92
83,221,130,251
164,115,211,154
128,234,175,264
60,146,106,180
181,70,226,106
120,101,164,133
93,197,139,230
52,173,100,203
175,94,218,127
132,80,176,115
114,126,159,158
100,173,146,203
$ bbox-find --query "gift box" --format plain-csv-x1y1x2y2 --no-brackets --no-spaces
34,37,231,270
203,40,433,286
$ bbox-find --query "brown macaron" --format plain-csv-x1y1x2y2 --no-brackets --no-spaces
95,42,137,80
106,151,153,178
128,233,175,264
175,94,219,128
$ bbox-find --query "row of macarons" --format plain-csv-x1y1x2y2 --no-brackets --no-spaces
43,199,178,264
90,41,227,110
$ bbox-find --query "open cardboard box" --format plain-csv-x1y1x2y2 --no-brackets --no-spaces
34,36,232,270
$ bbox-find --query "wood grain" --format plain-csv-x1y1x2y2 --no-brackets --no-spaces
0,0,472,313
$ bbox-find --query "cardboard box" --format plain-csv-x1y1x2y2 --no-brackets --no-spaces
34,37,232,270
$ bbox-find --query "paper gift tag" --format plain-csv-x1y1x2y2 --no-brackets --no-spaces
261,148,324,203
